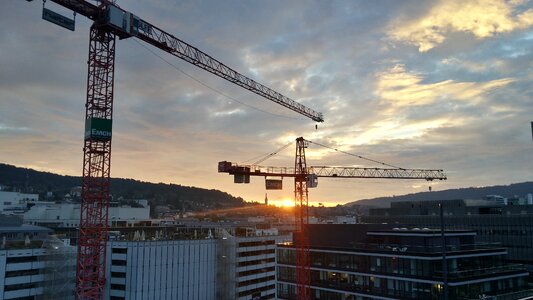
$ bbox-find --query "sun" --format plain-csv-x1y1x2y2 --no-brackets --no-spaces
281,198,295,207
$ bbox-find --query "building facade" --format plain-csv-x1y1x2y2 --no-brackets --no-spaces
23,203,150,228
106,239,217,300
217,227,289,300
0,192,39,215
362,199,533,273
277,224,530,300
104,225,288,300
0,215,76,300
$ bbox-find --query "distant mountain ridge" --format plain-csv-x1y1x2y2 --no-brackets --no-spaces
346,182,533,208
0,163,245,211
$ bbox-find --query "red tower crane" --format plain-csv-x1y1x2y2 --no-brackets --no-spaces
218,137,447,299
27,1,323,299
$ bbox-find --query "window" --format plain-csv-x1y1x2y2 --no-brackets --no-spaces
111,260,127,266
5,269,40,278
110,284,126,291
7,256,37,263
112,248,127,254
111,272,126,278
5,282,36,291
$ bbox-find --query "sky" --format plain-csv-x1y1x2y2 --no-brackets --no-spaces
1,0,532,206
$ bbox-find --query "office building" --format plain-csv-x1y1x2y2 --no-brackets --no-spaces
362,199,533,273
277,224,530,300
106,238,217,300
218,227,289,300
104,225,288,300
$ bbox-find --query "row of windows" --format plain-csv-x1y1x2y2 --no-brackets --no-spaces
238,275,275,287
238,240,275,248
238,284,275,298
111,259,127,266
2,232,41,239
238,249,275,257
7,256,39,263
238,258,275,267
110,283,126,291
112,248,127,254
5,269,39,278
238,266,275,277
279,269,526,300
111,271,126,278
5,282,36,292
278,248,506,278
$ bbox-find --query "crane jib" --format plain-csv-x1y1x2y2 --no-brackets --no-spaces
103,4,324,122
42,1,324,122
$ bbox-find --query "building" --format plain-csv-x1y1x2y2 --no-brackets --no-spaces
0,215,76,300
0,209,289,300
102,224,289,300
0,191,39,215
106,238,218,299
277,224,531,300
362,199,533,273
218,227,289,300
23,202,150,228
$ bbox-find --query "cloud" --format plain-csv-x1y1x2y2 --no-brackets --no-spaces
389,0,533,52
1,1,532,204
323,62,518,154
376,64,514,107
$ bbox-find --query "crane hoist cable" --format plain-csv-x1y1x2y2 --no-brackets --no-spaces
246,140,293,165
305,139,405,169
132,39,306,121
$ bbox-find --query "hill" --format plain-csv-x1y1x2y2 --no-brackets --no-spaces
0,163,245,212
346,182,533,209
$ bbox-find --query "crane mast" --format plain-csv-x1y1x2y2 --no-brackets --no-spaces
29,1,324,299
218,137,447,299
294,137,311,300
77,25,115,299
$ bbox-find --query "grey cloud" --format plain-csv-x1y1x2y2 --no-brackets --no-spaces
1,1,532,204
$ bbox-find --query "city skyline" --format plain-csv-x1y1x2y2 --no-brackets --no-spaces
1,1,532,205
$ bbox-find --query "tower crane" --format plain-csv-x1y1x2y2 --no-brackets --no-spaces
25,1,323,299
218,137,447,300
